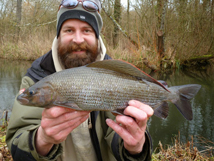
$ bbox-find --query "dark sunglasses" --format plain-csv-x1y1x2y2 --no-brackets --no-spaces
58,0,99,12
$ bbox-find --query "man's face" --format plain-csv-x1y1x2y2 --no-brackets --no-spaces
58,19,98,69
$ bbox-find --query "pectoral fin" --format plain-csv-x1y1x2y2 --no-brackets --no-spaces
53,101,82,110
111,109,125,116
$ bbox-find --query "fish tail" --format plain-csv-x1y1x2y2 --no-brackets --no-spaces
169,84,201,120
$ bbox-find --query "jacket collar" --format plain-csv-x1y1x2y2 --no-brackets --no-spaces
52,36,107,72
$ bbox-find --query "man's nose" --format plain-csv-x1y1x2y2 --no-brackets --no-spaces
73,31,84,44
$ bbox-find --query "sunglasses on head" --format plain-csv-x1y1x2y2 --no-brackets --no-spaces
58,0,99,12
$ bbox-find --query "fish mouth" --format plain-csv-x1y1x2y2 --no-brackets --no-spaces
17,93,29,105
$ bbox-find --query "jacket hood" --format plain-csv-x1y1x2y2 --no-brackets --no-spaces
25,52,52,82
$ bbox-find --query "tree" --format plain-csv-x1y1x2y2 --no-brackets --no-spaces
207,0,214,55
157,0,167,68
16,0,22,41
127,0,130,33
113,0,121,48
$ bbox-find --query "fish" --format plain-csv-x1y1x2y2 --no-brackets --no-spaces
17,60,201,120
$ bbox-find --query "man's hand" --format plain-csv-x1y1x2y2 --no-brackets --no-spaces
106,100,154,155
35,106,90,156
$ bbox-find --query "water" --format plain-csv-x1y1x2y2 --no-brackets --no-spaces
0,59,213,152
147,67,214,152
0,59,32,120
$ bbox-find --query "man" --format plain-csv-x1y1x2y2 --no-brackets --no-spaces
6,0,153,160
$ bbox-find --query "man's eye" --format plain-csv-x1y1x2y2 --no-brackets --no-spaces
66,29,72,32
84,29,93,33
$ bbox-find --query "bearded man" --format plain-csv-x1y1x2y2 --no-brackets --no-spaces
6,0,153,161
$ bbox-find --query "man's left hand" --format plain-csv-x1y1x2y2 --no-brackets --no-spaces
106,100,154,155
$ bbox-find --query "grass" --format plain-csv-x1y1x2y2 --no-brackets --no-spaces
152,136,214,161
0,32,161,70
0,32,54,61
0,111,12,161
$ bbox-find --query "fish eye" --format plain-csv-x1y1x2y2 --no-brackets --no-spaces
29,90,35,96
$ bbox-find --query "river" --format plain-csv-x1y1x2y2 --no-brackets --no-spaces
0,59,213,152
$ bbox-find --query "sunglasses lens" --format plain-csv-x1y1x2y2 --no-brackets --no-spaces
62,0,78,8
83,1,99,12
60,0,99,12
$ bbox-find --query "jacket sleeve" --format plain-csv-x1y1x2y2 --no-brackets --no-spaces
96,111,152,161
6,76,63,161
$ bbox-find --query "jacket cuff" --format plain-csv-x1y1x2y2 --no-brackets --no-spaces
123,131,152,161
29,126,63,161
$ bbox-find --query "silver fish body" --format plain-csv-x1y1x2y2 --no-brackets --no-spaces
17,60,201,120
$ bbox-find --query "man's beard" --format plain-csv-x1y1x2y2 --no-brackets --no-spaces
57,38,99,69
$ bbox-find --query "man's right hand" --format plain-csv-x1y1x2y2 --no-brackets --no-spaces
35,106,90,156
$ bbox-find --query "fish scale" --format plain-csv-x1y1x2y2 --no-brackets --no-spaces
17,60,201,120
47,67,170,111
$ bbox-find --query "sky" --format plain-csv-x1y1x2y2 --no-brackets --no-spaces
121,0,128,7
120,0,135,8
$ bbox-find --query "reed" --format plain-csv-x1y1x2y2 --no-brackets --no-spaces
0,32,152,68
0,30,54,61
152,132,214,161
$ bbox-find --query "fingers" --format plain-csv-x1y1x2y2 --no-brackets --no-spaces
106,118,144,154
40,106,90,144
123,100,154,129
42,106,76,118
42,113,89,138
107,114,143,143
36,111,89,157
42,113,89,144
117,115,143,136
42,107,89,127
128,100,154,118
106,100,154,154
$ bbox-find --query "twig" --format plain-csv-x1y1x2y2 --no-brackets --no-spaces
102,8,139,49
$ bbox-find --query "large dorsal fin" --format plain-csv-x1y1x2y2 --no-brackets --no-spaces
87,60,168,91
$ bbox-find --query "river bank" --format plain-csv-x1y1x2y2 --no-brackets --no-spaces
1,34,213,72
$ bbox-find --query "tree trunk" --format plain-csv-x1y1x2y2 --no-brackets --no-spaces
207,0,214,55
16,0,22,42
127,0,130,33
157,0,167,68
113,0,121,48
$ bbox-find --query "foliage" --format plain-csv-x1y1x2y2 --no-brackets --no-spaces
0,0,213,68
